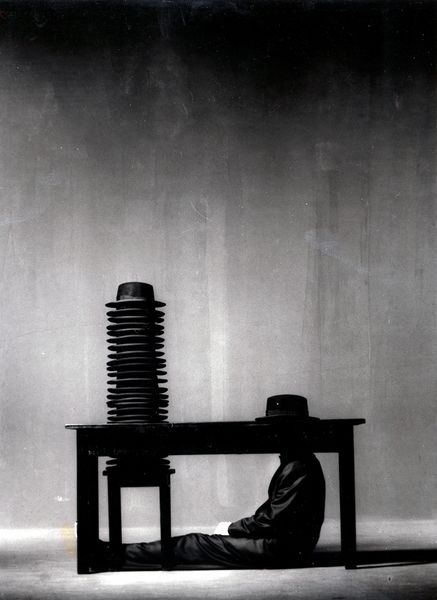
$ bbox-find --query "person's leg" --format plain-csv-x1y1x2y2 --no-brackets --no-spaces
122,534,288,569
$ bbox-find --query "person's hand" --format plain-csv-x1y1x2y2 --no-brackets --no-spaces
214,521,232,535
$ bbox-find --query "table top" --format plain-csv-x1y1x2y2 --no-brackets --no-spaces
66,420,365,455
66,419,365,429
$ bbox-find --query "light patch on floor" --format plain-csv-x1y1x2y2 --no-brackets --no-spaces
1,520,437,600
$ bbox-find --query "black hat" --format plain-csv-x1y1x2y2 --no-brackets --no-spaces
106,282,166,308
255,395,319,422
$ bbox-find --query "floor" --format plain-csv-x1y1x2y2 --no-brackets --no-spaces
2,522,437,600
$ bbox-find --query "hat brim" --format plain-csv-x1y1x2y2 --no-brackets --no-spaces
106,299,166,308
107,394,169,400
107,362,166,369
108,344,165,351
255,415,320,423
107,400,169,407
107,323,164,330
107,417,168,423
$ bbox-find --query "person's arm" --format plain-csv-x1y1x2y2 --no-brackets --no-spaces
228,462,308,538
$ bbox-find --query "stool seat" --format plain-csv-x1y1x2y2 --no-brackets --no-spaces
104,463,174,569
104,468,175,486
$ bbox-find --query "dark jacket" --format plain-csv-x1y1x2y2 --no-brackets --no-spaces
228,453,325,552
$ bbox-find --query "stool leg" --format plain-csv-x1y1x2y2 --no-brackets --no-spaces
159,476,173,569
108,476,122,550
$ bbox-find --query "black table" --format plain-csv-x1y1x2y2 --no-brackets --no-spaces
66,419,365,573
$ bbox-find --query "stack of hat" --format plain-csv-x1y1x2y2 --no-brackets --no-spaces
104,281,170,474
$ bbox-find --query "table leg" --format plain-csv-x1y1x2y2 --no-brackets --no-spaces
338,429,358,569
76,431,100,574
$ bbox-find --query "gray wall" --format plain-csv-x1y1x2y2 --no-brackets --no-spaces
0,1,436,532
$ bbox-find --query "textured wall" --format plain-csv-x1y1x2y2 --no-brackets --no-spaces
0,1,436,533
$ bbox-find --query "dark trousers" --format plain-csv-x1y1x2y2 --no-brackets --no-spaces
123,533,310,569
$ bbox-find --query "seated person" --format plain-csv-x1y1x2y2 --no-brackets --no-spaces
121,448,325,569
99,395,325,569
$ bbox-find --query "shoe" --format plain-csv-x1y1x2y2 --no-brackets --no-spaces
92,540,123,572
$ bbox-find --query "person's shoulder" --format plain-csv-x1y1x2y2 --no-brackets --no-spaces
278,457,308,477
279,454,320,477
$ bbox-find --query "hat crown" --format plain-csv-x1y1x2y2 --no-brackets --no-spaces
265,395,309,418
116,282,155,302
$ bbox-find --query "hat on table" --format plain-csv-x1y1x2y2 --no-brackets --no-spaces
255,394,319,422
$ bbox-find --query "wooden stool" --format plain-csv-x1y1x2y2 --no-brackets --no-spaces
105,466,175,569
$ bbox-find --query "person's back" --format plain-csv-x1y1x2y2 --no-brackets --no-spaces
226,452,325,565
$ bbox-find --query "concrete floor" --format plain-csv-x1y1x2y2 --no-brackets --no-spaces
2,522,437,600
